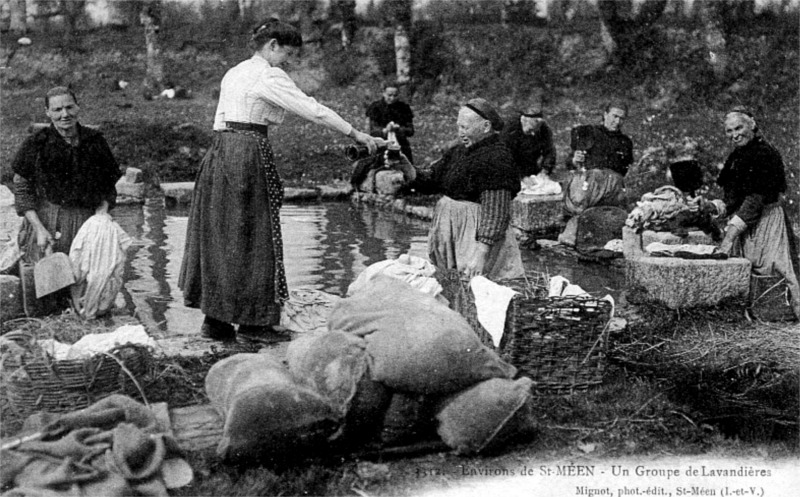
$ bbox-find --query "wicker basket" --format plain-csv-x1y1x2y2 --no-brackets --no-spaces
748,274,795,322
0,329,150,415
436,269,612,394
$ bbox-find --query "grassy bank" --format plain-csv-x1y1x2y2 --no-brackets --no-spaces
1,22,797,219
1,18,798,496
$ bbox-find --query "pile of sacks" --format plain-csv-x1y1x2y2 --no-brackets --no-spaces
205,275,536,462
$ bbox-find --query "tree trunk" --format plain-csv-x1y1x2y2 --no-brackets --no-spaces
699,0,728,80
336,0,357,49
140,1,164,95
382,0,413,85
61,0,86,41
394,23,411,85
9,0,27,34
597,0,667,66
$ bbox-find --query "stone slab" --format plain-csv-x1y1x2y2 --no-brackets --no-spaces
622,226,645,259
124,167,144,183
626,256,751,309
641,229,714,247
160,182,195,205
511,193,565,234
283,187,318,201
1,274,24,321
374,170,405,196
317,183,352,199
116,180,146,199
625,228,716,260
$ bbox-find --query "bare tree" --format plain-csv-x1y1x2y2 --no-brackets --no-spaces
332,0,357,49
699,0,728,80
383,0,413,86
140,0,164,95
597,0,668,66
8,0,27,34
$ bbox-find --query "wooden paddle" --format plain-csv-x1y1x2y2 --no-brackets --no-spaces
34,245,75,298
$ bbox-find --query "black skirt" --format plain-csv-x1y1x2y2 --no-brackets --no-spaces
179,130,287,326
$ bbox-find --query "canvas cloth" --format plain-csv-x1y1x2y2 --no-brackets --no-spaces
731,203,800,318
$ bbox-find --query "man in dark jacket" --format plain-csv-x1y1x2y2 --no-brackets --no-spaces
500,103,556,179
559,101,633,246
366,82,415,163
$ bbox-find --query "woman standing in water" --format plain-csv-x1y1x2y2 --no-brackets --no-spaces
179,19,381,342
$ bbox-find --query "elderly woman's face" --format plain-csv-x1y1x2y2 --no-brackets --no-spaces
724,113,755,148
457,107,490,148
46,94,79,134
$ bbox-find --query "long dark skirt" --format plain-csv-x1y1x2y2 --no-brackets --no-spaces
179,131,287,326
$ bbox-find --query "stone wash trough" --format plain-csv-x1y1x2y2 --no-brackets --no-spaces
622,227,751,309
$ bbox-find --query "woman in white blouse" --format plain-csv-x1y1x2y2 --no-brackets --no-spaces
179,19,382,342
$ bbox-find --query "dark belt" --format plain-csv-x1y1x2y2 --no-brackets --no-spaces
225,121,269,136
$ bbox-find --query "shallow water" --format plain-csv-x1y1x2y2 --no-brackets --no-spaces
111,200,432,336
2,199,625,335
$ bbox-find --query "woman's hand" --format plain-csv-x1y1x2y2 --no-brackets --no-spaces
351,129,385,155
35,225,53,250
464,243,490,279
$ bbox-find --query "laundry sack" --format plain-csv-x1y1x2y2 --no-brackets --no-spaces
69,213,132,319
287,331,392,448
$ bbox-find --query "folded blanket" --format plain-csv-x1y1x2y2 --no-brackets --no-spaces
0,395,192,497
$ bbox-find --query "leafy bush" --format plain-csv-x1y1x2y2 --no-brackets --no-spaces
100,120,212,183
323,49,363,87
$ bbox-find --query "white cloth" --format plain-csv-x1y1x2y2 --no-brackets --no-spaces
347,254,443,298
69,213,132,319
213,53,352,135
39,325,155,360
548,275,615,318
548,275,588,298
280,288,342,333
469,276,518,348
520,171,562,196
604,239,624,252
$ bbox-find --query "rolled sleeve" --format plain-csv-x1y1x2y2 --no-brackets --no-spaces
257,69,353,136
735,193,765,227
477,189,513,245
13,174,37,215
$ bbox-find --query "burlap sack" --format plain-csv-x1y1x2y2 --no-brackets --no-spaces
328,275,516,395
436,377,536,455
381,392,438,446
205,353,340,461
286,331,392,447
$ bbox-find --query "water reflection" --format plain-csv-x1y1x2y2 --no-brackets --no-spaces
113,201,430,336
111,201,624,337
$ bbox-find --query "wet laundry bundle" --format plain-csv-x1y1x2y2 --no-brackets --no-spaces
287,331,391,449
328,275,517,395
436,377,536,455
205,353,340,461
69,213,132,319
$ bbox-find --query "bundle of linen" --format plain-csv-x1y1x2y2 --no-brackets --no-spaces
205,276,537,462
